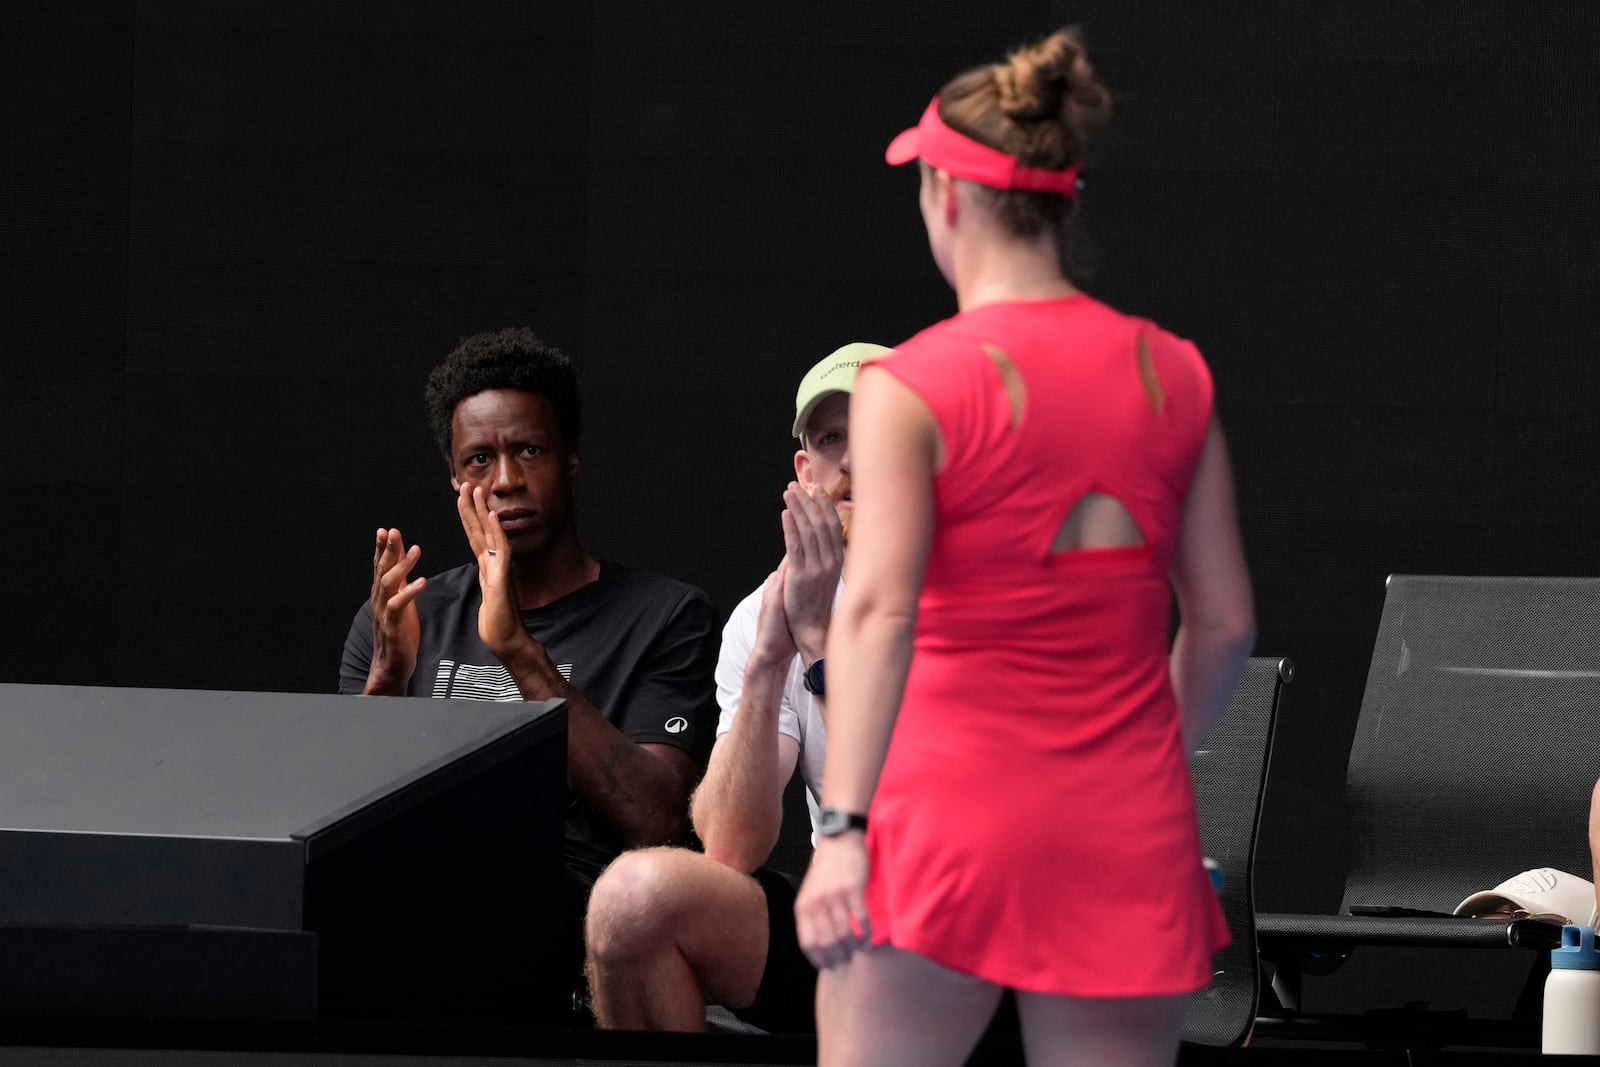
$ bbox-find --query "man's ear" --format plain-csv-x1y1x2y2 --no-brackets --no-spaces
794,447,815,489
568,446,583,477
448,458,460,493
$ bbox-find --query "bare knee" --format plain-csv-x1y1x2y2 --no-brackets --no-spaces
585,847,700,964
586,847,773,1013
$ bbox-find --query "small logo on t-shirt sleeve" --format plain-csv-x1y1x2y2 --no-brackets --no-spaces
665,716,689,734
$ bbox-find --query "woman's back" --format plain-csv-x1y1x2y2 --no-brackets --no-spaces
861,292,1229,994
877,292,1212,683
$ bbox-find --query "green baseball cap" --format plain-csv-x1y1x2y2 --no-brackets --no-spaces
792,342,893,439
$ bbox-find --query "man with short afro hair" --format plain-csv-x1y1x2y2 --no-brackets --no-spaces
341,327,719,1022
423,327,582,461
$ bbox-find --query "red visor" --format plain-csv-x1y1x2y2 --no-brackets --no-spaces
885,98,1081,196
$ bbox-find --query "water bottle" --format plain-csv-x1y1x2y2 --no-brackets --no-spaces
1543,924,1600,1055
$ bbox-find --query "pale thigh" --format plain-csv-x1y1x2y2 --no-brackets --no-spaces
1014,989,1187,1067
815,943,1004,1067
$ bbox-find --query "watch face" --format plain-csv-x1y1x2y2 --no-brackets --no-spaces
803,658,825,696
817,806,865,836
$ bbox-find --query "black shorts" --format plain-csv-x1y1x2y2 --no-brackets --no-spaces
730,865,818,1033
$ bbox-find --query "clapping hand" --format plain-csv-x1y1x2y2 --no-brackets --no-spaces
456,485,527,656
750,560,799,669
365,528,425,693
781,481,844,663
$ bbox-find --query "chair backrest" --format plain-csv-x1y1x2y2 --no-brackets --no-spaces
1184,655,1292,1047
1340,575,1600,917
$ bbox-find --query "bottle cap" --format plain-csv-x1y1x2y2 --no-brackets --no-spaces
1551,924,1600,970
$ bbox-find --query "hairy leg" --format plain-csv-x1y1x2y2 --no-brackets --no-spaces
1014,989,1187,1067
815,944,1003,1067
584,847,770,1030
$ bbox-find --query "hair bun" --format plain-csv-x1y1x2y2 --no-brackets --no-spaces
995,27,1111,134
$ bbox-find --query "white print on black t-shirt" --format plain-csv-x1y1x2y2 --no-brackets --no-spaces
431,659,574,701
665,717,688,733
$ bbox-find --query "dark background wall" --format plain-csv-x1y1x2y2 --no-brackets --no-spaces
3,1,1597,915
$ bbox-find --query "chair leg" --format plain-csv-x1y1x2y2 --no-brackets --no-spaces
1263,957,1301,1015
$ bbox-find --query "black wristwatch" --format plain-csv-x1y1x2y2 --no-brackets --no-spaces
802,657,826,697
816,805,868,837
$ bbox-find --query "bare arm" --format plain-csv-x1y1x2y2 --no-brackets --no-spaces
696,479,845,871
691,566,805,872
459,485,700,849
497,640,698,848
692,699,803,872
796,367,938,969
815,368,937,813
1169,418,1256,751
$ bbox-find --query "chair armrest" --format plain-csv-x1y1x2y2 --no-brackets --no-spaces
1257,912,1563,951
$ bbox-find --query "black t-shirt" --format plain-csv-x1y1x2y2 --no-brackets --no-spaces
340,560,720,881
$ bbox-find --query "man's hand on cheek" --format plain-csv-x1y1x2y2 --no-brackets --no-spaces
457,484,529,657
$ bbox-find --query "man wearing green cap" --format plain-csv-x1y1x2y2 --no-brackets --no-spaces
583,342,890,1033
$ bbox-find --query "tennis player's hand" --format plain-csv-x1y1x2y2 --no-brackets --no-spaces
365,527,425,694
795,832,872,970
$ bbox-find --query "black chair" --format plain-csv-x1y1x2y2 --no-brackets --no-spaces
1182,655,1293,1048
1255,575,1600,1049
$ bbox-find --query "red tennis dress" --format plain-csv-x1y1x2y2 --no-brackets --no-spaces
864,293,1230,996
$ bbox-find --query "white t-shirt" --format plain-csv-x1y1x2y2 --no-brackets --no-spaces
714,581,838,840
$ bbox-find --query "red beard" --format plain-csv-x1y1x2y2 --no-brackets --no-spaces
829,475,851,543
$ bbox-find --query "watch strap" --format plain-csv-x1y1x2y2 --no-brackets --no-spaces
816,805,868,836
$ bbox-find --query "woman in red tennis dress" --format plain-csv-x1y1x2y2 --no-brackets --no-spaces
794,27,1256,1067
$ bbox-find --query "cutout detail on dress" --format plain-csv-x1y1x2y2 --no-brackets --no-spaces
982,342,1027,429
1136,333,1166,416
1049,492,1146,554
